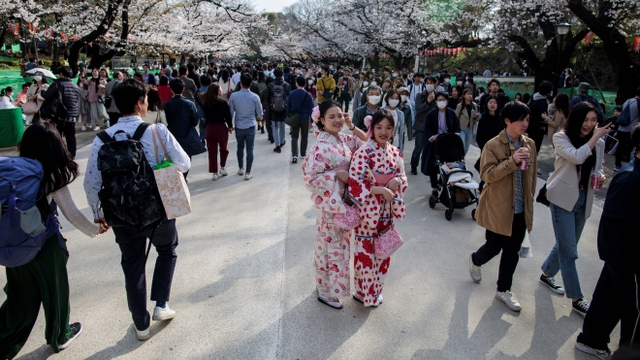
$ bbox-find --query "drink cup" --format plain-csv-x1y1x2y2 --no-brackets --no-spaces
591,174,603,190
517,147,530,170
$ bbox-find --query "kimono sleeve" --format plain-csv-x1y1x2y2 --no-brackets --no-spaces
344,134,365,154
348,147,374,207
391,148,408,220
302,142,345,214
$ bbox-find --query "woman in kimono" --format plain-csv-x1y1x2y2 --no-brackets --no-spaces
348,109,408,307
302,100,367,309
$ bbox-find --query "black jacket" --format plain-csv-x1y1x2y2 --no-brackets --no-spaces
264,78,291,121
476,112,504,151
41,78,81,117
421,108,461,176
164,95,205,156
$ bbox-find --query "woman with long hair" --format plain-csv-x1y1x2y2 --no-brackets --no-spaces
218,69,233,103
302,100,367,309
201,83,233,180
142,86,167,125
0,122,107,358
455,88,480,155
79,68,108,131
540,102,610,316
543,93,569,142
349,109,408,307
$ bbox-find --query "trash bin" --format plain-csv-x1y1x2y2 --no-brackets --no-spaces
0,108,24,147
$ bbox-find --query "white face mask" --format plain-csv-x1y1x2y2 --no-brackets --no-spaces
425,84,434,93
437,100,447,109
444,78,450,84
371,81,377,86
363,81,369,87
388,99,400,108
308,79,313,85
368,95,380,105
34,76,42,82
456,81,463,86
401,95,408,102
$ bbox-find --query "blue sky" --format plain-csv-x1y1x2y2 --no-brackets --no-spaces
253,0,296,13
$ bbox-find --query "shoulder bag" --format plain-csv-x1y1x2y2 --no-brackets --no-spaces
285,92,308,127
374,200,403,260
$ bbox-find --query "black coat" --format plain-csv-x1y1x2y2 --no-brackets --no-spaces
475,112,504,151
41,78,81,117
163,95,205,156
421,107,461,176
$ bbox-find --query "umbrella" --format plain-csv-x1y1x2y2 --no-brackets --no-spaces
25,67,57,79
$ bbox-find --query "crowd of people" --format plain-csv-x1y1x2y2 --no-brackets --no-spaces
1,59,639,360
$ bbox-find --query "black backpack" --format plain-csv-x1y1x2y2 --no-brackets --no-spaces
271,82,286,113
96,122,164,229
39,81,68,126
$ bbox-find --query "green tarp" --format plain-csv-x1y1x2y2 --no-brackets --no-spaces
0,108,24,147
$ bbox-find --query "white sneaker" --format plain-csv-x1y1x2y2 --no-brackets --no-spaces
469,253,481,283
152,305,176,321
219,168,228,176
81,126,87,131
575,342,611,359
135,326,150,341
92,126,100,131
495,291,522,312
245,173,253,180
238,168,245,175
211,173,220,181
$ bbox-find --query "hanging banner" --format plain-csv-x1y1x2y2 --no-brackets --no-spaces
584,32,595,47
634,37,640,53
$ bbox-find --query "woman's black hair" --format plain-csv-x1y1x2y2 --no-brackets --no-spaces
200,74,212,87
1,86,13,95
147,86,163,112
316,100,341,131
219,69,230,83
564,101,597,148
18,122,79,195
483,95,500,114
554,93,570,118
159,75,169,86
370,109,395,141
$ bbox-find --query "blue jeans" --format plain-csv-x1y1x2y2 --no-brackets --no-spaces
272,121,285,147
541,189,588,299
236,126,256,173
460,127,473,156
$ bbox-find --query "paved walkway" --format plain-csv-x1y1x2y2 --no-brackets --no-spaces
2,126,619,359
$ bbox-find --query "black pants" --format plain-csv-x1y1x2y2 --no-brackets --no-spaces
265,117,274,142
108,112,120,126
472,213,526,292
430,173,438,189
339,94,352,113
290,119,310,157
112,219,178,331
615,131,631,167
529,129,545,154
577,263,640,350
56,121,76,158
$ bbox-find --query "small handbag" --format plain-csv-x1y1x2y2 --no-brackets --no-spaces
374,202,403,260
536,183,550,207
152,125,192,219
333,186,360,230
21,101,38,115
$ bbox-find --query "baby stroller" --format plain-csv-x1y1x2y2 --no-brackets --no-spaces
428,133,480,221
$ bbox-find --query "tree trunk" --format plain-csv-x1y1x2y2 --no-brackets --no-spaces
568,0,640,103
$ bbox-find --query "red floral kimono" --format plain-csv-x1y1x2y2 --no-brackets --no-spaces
348,139,407,306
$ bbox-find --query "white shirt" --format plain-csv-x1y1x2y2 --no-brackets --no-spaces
84,116,191,219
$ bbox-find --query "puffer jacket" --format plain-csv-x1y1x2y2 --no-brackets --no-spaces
41,78,81,117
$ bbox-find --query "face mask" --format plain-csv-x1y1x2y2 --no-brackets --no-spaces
425,84,434,92
388,99,400,108
308,80,313,85
437,100,447,109
444,78,450,84
393,73,398,77
456,81,463,86
368,96,380,105
34,76,42,82
371,81,377,86
401,95,408,102
363,81,369,87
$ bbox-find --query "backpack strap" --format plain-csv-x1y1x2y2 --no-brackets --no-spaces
132,122,152,141
96,130,112,144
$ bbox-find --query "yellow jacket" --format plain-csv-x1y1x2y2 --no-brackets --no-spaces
317,76,336,102
476,130,537,236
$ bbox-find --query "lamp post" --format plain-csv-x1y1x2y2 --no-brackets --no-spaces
555,22,571,91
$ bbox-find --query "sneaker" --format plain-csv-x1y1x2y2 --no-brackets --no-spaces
212,173,220,181
495,291,522,312
219,168,228,176
469,253,481,283
136,326,150,341
410,167,417,175
572,299,589,317
59,322,82,350
92,126,101,131
81,125,87,131
238,168,245,175
540,274,565,295
575,342,611,359
292,156,298,164
300,154,306,158
152,305,176,321
245,173,253,180
261,127,265,134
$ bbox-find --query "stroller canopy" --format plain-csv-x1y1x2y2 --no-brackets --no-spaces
435,133,465,162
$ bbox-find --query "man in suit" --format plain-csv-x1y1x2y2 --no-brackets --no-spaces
142,64,156,86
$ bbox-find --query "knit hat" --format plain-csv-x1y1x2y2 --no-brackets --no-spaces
577,82,590,93
397,87,410,94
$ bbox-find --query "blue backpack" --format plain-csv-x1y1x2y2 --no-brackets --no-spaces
0,156,60,267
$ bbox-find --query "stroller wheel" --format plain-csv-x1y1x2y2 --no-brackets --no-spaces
429,195,437,209
445,209,453,221
471,208,477,221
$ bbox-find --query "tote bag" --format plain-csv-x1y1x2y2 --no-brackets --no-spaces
152,125,192,219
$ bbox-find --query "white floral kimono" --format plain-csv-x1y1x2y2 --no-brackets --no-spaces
348,139,408,306
302,131,364,299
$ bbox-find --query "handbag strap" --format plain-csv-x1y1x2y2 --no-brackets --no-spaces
152,124,171,164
